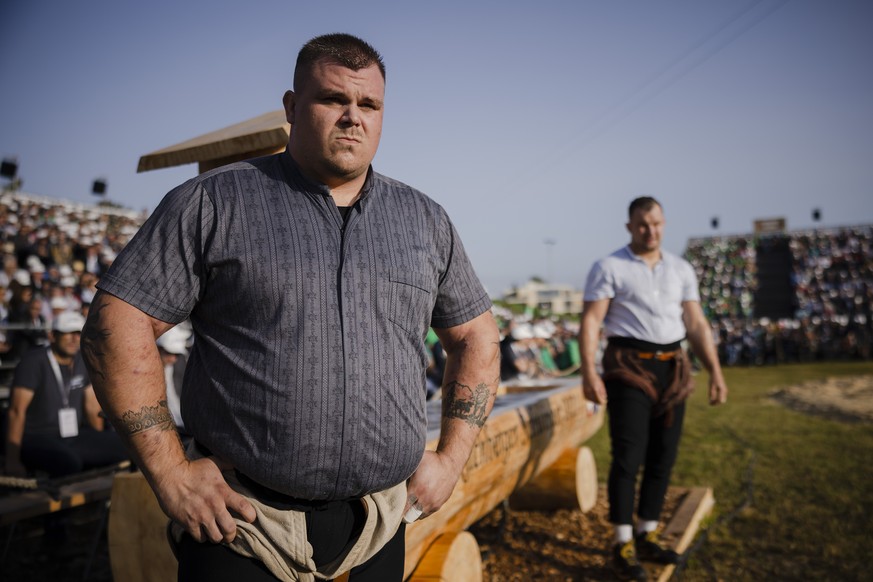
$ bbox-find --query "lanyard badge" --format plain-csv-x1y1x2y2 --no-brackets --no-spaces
48,348,79,438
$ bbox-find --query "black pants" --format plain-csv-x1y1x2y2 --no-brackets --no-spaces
21,427,128,478
177,497,406,581
606,358,686,525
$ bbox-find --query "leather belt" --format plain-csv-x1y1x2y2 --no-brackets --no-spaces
636,350,681,361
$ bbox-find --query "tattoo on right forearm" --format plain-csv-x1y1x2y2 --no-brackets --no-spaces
443,380,492,428
119,400,175,436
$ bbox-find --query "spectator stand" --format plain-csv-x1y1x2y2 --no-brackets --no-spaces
685,224,873,366
0,189,144,579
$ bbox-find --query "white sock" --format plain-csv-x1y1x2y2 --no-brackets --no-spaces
636,520,659,535
614,524,633,545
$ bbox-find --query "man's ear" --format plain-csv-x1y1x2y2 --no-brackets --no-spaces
282,91,296,124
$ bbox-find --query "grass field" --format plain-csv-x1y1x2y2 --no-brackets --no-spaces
584,361,873,582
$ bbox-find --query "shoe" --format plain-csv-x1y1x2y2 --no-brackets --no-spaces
612,540,648,581
635,530,680,564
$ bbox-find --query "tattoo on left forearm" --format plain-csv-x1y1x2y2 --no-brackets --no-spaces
443,380,492,428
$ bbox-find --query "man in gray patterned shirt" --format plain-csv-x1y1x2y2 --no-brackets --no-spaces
81,33,499,581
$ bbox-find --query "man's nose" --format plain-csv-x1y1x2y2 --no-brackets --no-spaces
342,104,362,126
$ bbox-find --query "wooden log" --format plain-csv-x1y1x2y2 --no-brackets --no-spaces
404,381,604,579
108,471,177,582
407,531,482,582
507,445,598,512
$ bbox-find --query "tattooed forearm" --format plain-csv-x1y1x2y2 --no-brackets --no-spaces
80,298,111,381
443,380,493,428
118,400,175,436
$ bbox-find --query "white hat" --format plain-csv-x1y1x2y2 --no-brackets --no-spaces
53,311,85,333
513,323,534,340
532,324,551,339
13,269,31,287
157,326,190,356
50,297,68,310
26,256,45,272
60,275,78,287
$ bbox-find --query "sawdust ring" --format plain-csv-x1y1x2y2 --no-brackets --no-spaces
768,375,873,423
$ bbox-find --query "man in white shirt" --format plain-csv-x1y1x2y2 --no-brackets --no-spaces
580,197,727,581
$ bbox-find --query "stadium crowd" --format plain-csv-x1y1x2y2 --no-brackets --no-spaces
0,189,869,388
0,191,143,374
685,225,873,366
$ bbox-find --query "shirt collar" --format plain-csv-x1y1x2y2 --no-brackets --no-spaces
623,245,663,266
281,151,375,206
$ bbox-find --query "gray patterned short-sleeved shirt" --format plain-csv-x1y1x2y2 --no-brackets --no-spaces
98,152,491,499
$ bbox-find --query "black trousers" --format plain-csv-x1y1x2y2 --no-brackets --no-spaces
177,495,406,582
20,427,128,478
605,358,686,525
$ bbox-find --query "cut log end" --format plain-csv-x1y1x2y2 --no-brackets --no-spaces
407,531,482,582
508,446,598,512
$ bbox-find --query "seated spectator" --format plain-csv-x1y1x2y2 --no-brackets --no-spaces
499,319,527,381
500,321,553,380
4,311,128,478
8,294,48,359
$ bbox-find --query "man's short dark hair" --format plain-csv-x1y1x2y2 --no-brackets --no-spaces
294,33,385,92
628,196,661,219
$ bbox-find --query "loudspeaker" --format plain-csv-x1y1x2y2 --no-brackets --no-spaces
812,208,821,222
711,217,719,230
92,179,107,195
1,159,17,179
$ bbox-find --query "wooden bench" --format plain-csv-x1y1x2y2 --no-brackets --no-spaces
0,465,129,527
0,461,132,574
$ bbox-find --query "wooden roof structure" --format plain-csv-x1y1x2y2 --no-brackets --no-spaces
137,110,289,175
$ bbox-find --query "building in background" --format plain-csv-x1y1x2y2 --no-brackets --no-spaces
501,279,583,315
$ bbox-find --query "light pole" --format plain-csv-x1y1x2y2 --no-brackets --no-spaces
543,238,556,283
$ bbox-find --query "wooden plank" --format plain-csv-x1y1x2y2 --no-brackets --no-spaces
137,110,289,173
502,380,564,394
0,473,116,526
653,487,715,582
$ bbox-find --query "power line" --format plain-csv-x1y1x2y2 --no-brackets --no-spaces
504,0,791,190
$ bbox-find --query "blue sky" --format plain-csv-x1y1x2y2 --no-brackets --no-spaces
2,0,871,295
